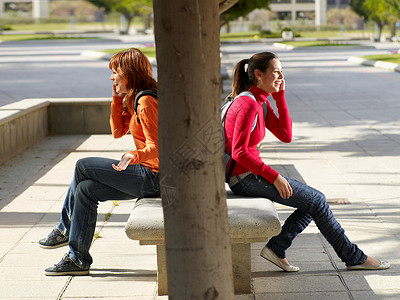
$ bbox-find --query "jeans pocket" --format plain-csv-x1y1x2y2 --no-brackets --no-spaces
141,170,160,197
231,177,253,196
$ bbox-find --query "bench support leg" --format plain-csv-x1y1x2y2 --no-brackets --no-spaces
156,245,168,295
156,243,252,295
231,243,251,294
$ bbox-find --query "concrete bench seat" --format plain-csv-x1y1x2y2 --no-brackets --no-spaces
125,189,281,295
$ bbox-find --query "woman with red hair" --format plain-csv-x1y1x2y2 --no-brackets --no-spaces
39,48,159,276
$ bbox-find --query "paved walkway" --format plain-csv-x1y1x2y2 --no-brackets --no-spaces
1,37,400,299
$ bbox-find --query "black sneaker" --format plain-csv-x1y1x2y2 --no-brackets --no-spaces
39,228,68,249
45,254,89,276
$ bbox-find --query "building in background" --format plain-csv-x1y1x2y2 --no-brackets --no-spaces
224,0,353,33
0,0,48,19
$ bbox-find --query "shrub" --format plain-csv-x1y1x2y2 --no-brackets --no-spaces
1,24,12,31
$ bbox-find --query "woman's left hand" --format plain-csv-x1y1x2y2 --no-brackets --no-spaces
273,174,293,199
112,153,134,171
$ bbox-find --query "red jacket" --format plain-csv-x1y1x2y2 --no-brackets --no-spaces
224,86,292,183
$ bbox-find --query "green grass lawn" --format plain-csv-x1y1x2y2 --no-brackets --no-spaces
362,53,400,64
101,47,156,58
0,34,97,41
4,21,119,32
220,31,292,41
278,40,361,47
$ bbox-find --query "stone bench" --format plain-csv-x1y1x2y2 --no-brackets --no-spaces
125,189,281,295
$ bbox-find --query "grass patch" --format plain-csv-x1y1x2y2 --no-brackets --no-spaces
102,46,156,58
220,31,295,41
7,22,113,32
221,31,261,41
279,40,361,47
0,34,96,41
362,53,400,64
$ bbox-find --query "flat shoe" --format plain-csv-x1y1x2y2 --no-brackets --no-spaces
260,246,299,272
347,260,390,270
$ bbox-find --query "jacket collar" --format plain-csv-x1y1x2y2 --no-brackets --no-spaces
249,86,270,103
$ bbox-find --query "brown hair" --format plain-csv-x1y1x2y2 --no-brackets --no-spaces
229,52,278,99
109,48,157,112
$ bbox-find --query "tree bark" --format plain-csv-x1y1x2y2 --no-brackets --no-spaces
219,0,239,14
153,0,234,299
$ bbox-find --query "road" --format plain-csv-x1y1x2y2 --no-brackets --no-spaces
0,34,154,106
1,34,399,107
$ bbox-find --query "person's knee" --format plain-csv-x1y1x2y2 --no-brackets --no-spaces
313,190,328,210
76,157,96,169
75,180,99,206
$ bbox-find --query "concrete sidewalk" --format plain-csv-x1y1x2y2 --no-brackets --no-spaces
1,43,400,299
1,130,398,299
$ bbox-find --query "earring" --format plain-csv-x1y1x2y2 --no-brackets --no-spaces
258,78,261,80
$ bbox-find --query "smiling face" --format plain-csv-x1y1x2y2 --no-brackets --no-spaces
110,68,128,94
255,58,284,93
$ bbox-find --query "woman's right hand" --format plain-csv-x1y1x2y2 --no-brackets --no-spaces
112,83,126,97
273,174,293,199
279,78,285,91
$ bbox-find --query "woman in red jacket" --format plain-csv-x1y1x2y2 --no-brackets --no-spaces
39,48,159,276
225,52,389,272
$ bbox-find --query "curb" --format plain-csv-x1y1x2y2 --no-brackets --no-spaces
80,50,157,65
81,50,113,61
272,42,294,50
348,56,400,73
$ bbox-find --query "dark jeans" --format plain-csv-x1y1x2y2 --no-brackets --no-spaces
230,173,367,266
56,157,160,268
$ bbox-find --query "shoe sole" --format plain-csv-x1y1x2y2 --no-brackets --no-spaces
45,269,89,276
39,241,68,249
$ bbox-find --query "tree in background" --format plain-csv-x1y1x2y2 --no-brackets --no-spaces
350,0,400,41
326,7,360,30
51,0,99,22
220,0,272,32
386,0,400,38
86,0,153,34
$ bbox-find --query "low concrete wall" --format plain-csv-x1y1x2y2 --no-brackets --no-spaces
48,98,111,135
0,99,48,164
0,98,110,165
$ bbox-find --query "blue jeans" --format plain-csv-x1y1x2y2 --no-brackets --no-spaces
230,173,367,266
56,157,160,268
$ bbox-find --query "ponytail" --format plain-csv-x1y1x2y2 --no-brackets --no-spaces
229,58,250,99
228,52,278,99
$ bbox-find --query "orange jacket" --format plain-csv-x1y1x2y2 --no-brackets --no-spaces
110,95,159,172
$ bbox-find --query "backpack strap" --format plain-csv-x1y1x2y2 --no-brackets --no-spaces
263,102,268,121
134,90,157,124
237,91,265,132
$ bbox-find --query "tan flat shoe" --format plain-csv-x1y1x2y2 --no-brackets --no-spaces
347,260,390,270
260,246,299,272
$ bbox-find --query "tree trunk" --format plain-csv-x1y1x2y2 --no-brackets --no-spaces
378,22,384,41
153,0,234,298
389,22,397,39
124,14,133,35
143,13,152,31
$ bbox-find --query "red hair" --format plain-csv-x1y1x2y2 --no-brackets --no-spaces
109,48,157,112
